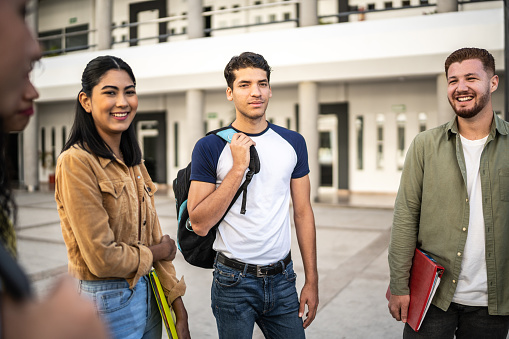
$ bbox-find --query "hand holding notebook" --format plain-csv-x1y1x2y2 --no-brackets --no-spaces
386,248,444,332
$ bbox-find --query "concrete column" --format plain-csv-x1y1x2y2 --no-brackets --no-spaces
298,82,319,202
436,0,458,13
300,0,318,27
22,0,39,191
95,0,113,50
186,89,204,163
188,0,204,39
436,73,455,127
23,109,39,192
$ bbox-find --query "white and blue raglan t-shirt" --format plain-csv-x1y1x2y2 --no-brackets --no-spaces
190,123,309,265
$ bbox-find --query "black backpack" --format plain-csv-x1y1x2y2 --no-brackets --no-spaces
173,127,260,268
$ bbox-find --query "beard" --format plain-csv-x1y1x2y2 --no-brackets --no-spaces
449,90,490,119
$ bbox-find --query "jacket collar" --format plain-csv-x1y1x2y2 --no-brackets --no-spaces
446,112,508,140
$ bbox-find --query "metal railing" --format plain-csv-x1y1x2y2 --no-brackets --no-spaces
39,0,501,56
39,28,96,56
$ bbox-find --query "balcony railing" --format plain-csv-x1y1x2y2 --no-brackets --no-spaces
38,0,501,57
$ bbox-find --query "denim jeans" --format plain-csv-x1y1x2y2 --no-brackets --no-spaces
211,258,305,339
79,276,162,339
403,303,509,339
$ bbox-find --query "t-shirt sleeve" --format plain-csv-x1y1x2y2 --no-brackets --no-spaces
190,135,225,184
291,133,310,179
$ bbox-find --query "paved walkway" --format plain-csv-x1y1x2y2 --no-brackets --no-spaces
14,188,404,338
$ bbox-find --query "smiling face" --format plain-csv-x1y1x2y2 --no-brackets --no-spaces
0,0,41,118
447,59,498,120
226,67,272,122
79,69,138,144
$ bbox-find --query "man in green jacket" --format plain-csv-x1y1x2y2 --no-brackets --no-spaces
388,47,509,338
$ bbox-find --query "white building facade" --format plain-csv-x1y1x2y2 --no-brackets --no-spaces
17,0,505,201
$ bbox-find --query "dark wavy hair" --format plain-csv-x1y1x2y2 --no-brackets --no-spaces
445,47,495,77
62,55,142,166
224,52,272,89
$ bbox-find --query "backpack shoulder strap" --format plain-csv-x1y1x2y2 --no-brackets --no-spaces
207,127,236,143
206,126,260,215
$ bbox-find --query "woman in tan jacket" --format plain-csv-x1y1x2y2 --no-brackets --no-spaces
55,55,190,339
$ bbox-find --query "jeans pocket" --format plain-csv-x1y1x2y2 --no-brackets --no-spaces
214,264,242,288
284,262,297,283
95,287,135,314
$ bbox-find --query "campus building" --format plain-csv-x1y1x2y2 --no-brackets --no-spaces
15,0,504,201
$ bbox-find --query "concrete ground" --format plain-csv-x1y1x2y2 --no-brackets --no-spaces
14,188,404,338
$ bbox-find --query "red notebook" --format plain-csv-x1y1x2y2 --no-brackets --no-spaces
386,248,444,332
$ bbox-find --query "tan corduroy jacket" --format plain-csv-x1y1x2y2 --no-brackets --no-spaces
55,145,185,304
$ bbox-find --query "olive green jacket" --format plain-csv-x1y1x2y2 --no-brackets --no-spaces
389,113,509,315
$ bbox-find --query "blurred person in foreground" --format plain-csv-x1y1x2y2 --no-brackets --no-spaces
0,0,109,338
388,47,509,338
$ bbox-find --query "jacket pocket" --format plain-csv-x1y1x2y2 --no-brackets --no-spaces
144,180,157,197
499,168,509,201
98,180,128,215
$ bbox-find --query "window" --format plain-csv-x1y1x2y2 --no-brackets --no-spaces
39,24,89,55
40,127,46,166
255,16,262,24
284,12,291,21
269,14,276,22
65,24,89,52
62,126,67,150
174,122,179,167
420,0,428,4
367,3,375,10
384,2,393,9
402,0,411,6
355,116,364,170
376,114,385,170
39,29,62,55
396,113,406,170
254,1,262,4
233,4,240,13
418,112,427,132
51,127,56,169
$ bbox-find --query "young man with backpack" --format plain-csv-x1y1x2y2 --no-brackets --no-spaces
187,52,319,338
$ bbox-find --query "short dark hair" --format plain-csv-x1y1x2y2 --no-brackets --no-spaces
62,55,142,166
445,47,495,77
224,52,272,89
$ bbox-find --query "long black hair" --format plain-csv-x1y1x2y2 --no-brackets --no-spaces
0,118,17,256
62,55,142,166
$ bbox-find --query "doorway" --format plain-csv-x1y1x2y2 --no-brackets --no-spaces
134,113,167,183
319,103,349,190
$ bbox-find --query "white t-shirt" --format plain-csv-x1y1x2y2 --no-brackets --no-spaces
190,123,309,265
452,134,489,306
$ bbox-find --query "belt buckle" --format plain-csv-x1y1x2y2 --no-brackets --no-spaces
256,265,264,277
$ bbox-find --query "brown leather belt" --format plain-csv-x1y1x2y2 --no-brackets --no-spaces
216,252,291,277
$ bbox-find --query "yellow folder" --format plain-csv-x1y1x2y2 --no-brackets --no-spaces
148,269,179,339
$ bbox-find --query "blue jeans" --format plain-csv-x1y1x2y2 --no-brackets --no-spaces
211,259,305,339
404,303,509,339
79,276,162,339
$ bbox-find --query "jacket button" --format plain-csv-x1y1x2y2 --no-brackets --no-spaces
143,220,146,225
